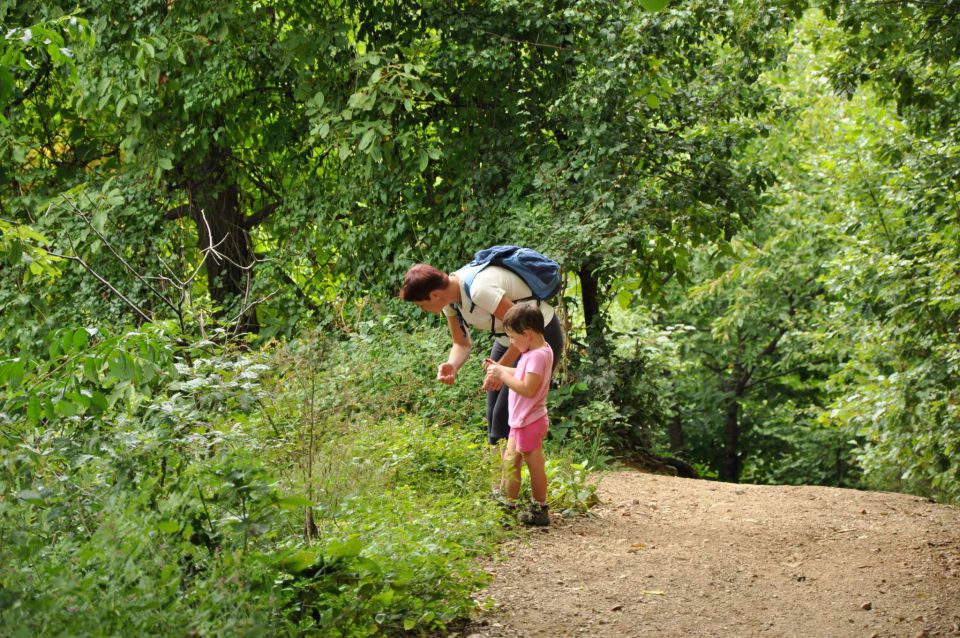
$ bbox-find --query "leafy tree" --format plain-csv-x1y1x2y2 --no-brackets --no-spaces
661,6,959,497
669,217,833,481
1,7,94,351
650,10,859,484
817,1,960,499
521,0,805,348
3,0,806,348
2,0,445,342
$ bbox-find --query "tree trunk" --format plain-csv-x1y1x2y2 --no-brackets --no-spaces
187,159,259,334
579,260,605,350
668,401,684,453
719,365,747,482
720,389,741,482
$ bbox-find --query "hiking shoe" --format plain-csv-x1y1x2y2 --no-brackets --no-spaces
518,502,550,526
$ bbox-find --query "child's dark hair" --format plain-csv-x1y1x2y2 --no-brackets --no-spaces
503,303,544,335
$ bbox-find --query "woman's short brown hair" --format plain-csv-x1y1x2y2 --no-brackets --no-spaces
502,303,545,335
400,264,449,301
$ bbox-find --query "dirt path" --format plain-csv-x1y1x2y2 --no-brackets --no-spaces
457,471,960,638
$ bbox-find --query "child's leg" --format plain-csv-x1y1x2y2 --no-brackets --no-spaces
500,436,523,502
522,446,548,505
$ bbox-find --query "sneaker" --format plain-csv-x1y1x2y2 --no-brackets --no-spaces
491,490,519,511
500,498,520,509
518,502,550,526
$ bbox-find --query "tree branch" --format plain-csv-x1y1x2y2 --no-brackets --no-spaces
243,202,279,230
5,59,52,113
45,248,154,324
744,361,829,391
65,196,181,317
165,203,192,221
270,263,322,314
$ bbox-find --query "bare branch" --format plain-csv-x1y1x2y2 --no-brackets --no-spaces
45,247,153,323
65,195,181,317
192,209,258,271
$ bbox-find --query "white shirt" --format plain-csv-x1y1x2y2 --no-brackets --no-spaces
443,265,556,347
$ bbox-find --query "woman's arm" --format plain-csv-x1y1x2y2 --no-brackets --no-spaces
437,313,472,384
490,297,521,366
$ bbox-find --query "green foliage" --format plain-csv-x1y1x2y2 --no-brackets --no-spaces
1,0,810,344
548,311,684,467
6,8,960,635
525,0,804,305
738,403,861,488
548,391,619,468
0,219,61,285
11,1,960,632
0,324,311,634
522,457,600,517
640,8,959,500
290,428,497,634
1,317,600,635
0,11,93,117
800,5,960,501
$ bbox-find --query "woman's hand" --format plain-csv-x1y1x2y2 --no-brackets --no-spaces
436,362,457,385
481,376,504,392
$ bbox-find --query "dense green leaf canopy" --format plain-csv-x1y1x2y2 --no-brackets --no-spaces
2,1,960,632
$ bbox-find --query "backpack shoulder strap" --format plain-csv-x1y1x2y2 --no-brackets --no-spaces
461,263,539,338
459,263,487,314
449,303,469,340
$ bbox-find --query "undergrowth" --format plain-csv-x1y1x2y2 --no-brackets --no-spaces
0,318,597,636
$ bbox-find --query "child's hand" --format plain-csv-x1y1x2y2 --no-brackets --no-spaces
482,361,505,392
484,362,505,381
481,374,504,392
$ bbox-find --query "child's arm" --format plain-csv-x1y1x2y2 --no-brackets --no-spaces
484,360,541,398
501,370,541,398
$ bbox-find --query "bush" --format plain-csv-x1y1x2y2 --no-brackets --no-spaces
1,318,596,636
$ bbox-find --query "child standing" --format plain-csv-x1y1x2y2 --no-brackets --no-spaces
483,304,554,526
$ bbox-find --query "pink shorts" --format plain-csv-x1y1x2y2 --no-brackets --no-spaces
509,416,549,453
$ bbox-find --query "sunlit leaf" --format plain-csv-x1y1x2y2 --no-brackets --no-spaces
639,0,669,11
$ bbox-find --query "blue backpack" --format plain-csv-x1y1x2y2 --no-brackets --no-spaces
460,245,561,314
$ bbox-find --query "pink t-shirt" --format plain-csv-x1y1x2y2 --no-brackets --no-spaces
508,345,554,428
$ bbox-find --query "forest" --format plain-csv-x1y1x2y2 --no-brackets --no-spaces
2,0,958,635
